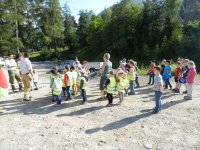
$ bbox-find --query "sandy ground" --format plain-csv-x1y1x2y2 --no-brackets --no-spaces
0,64,200,150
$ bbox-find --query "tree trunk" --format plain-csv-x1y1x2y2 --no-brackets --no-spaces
15,1,20,54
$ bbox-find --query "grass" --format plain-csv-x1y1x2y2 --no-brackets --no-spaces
29,51,41,62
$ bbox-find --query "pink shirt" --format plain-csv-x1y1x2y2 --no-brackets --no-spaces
186,68,196,84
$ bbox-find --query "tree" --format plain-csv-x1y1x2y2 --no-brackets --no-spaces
43,0,64,50
63,3,77,50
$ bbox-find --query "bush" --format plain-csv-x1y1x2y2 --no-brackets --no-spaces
40,48,53,61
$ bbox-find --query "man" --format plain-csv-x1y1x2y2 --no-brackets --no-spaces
74,57,81,68
19,52,33,101
5,53,23,92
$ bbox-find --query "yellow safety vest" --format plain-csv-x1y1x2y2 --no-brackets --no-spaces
72,71,77,85
66,71,73,86
52,77,62,95
128,68,136,81
106,77,116,94
81,76,87,90
61,74,65,87
116,77,126,93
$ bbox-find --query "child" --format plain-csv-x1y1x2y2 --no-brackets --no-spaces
33,70,39,90
64,66,73,100
163,60,172,89
134,61,140,88
50,66,59,102
128,60,136,95
50,70,62,106
80,69,88,104
105,70,116,107
148,60,156,85
178,59,190,94
173,61,182,93
184,61,196,100
76,67,81,94
160,59,166,76
116,69,126,104
61,71,66,97
71,66,78,95
153,66,164,114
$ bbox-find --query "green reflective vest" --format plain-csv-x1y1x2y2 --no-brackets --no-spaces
106,77,116,94
128,68,136,81
52,77,62,95
81,76,87,90
116,77,126,93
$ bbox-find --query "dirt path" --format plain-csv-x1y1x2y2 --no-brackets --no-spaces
0,70,200,150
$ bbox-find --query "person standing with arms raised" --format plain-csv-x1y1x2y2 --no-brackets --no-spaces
99,53,112,100
19,52,34,101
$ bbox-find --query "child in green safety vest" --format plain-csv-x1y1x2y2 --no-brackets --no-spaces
80,69,88,104
64,66,73,100
71,66,78,95
76,67,81,94
116,69,126,104
128,60,136,95
105,70,116,107
50,66,59,102
50,70,62,106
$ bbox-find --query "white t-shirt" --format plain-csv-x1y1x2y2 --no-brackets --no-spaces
33,74,39,83
19,58,32,74
5,59,17,70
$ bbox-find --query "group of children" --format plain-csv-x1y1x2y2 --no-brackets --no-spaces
50,66,89,106
105,59,139,107
48,57,196,114
148,58,197,113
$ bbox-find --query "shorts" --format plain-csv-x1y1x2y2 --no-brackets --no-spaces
174,77,179,83
100,77,107,91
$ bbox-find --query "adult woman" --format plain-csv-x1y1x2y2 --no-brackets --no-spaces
100,53,112,99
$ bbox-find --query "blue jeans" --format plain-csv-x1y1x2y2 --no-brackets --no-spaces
53,94,62,105
148,75,154,85
155,91,162,111
81,89,87,103
66,86,72,99
129,80,135,94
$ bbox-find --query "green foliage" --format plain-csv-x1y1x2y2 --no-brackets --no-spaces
40,48,53,61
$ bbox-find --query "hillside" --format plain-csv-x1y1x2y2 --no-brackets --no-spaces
99,0,200,22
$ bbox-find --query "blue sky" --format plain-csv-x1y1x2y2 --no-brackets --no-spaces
60,0,120,20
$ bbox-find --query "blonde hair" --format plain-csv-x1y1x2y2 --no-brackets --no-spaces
188,61,196,68
103,53,110,60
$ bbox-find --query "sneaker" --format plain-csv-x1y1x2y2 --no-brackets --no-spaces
174,89,180,93
128,92,135,95
183,90,187,94
34,88,39,90
153,108,161,114
23,98,31,101
184,96,192,100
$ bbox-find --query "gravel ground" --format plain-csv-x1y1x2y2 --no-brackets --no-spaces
0,67,200,150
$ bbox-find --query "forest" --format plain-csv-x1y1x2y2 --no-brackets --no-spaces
0,0,200,69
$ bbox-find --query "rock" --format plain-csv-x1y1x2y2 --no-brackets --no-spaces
141,125,144,128
144,143,153,149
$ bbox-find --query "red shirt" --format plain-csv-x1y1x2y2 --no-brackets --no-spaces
174,67,182,78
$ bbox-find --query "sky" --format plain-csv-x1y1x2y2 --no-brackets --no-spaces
60,0,120,20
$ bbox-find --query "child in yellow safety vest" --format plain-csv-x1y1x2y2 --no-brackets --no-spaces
64,66,73,100
50,66,59,102
105,70,116,107
116,69,126,104
61,70,66,97
76,67,82,94
128,60,136,95
50,70,62,106
71,66,78,95
80,69,88,105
